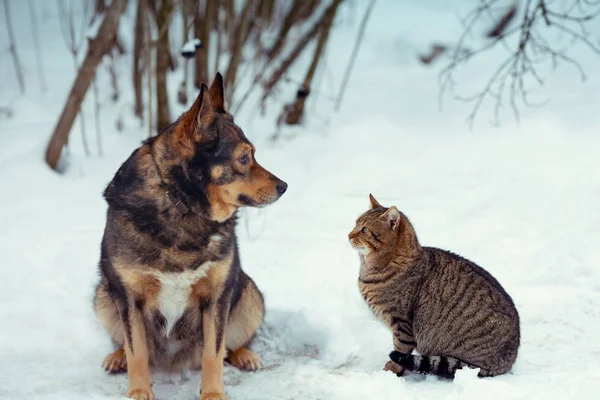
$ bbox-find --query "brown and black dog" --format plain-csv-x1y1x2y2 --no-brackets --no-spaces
94,73,287,400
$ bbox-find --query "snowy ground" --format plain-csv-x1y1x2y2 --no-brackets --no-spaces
1,1,600,399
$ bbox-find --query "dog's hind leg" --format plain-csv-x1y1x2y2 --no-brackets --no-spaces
225,277,265,371
94,282,127,373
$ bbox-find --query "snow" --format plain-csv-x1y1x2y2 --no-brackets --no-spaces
87,13,104,40
182,38,201,58
1,1,600,399
182,38,202,52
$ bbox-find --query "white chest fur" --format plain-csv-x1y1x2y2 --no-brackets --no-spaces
155,262,214,335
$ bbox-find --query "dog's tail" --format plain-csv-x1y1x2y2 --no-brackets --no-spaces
389,351,478,379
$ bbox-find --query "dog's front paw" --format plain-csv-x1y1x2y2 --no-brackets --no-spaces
227,347,262,371
200,392,228,400
384,360,405,376
126,387,155,400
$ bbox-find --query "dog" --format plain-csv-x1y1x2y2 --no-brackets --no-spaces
94,73,287,400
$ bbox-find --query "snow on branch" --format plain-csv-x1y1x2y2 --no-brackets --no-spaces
87,12,104,40
181,38,202,58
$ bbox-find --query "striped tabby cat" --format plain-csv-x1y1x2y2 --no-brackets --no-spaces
348,194,520,378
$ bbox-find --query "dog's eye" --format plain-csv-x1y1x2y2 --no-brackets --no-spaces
239,155,249,165
361,227,369,233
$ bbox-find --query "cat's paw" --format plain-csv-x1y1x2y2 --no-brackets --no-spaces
384,360,405,376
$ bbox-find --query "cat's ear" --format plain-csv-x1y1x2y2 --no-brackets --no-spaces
383,206,401,231
369,193,383,209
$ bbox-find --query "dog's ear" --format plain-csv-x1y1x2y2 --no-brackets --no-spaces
176,84,215,147
369,193,383,209
209,72,225,112
193,83,213,129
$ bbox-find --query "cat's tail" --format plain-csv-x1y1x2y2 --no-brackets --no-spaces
389,351,478,379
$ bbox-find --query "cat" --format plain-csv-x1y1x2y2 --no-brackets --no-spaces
348,194,520,379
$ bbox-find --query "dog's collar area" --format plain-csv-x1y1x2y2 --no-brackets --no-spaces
150,145,190,215
166,191,190,215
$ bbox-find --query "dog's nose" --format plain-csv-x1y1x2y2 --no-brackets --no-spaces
276,181,288,195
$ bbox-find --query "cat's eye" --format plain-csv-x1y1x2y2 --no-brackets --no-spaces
361,227,369,233
239,155,249,165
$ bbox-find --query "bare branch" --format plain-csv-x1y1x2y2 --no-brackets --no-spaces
56,0,90,156
284,0,342,125
224,0,258,105
145,0,153,138
486,2,518,38
46,0,125,170
440,0,600,128
260,2,337,106
335,0,376,112
133,0,148,118
92,77,102,156
155,0,173,132
27,0,47,91
2,0,26,94
266,1,309,62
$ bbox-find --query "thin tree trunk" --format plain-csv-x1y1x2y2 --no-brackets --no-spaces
95,0,105,13
178,0,191,105
204,0,216,79
3,0,26,94
145,0,153,137
335,0,375,112
156,0,173,132
261,2,336,105
94,0,126,101
70,51,90,157
108,54,119,101
265,0,304,62
92,78,103,156
285,0,341,125
27,0,47,91
194,1,208,88
232,1,321,114
95,0,127,54
224,0,256,105
224,0,235,47
57,0,90,156
133,0,147,118
297,0,319,22
214,4,223,76
45,0,125,170
258,0,274,22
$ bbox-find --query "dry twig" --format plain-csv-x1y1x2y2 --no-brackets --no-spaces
2,0,25,94
334,0,376,112
440,0,600,128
